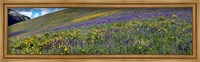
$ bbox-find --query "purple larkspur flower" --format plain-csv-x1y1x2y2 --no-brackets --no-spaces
114,42,117,48
186,40,192,48
123,39,129,44
184,28,192,34
79,40,83,48
178,43,185,51
46,44,49,52
55,41,59,48
104,41,108,48
109,41,112,49
70,41,75,52
114,28,119,32
129,38,134,44
174,43,178,53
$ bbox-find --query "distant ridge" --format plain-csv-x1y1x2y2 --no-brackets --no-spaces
8,9,31,26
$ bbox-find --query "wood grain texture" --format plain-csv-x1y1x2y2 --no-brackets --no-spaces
1,0,199,3
2,3,197,59
0,0,3,62
0,59,196,62
197,1,200,62
0,0,199,62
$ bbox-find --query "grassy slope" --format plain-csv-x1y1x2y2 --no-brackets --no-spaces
8,8,192,54
8,17,192,54
8,8,121,37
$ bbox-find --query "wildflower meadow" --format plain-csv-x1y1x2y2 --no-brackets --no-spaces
8,8,192,55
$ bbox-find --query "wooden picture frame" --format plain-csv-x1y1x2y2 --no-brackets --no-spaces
0,0,199,62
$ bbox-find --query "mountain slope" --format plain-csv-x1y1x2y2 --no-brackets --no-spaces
8,8,122,37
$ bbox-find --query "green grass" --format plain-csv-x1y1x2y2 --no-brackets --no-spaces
8,8,121,37
8,17,192,54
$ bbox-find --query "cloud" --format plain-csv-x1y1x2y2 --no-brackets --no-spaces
18,11,32,18
33,13,39,18
10,8,66,19
42,10,48,15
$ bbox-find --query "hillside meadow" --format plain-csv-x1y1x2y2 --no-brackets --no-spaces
8,8,192,54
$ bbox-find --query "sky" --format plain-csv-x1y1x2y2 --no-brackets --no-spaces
10,8,66,19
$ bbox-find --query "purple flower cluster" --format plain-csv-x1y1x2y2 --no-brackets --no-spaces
46,8,192,32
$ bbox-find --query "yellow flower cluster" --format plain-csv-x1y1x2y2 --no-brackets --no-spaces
158,27,168,32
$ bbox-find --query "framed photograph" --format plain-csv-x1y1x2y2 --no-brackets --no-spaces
0,0,199,62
